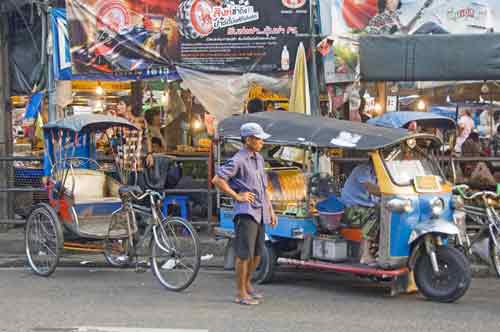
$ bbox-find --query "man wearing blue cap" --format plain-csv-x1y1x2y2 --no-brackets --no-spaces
212,122,277,305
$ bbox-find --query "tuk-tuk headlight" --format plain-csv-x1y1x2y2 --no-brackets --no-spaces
387,198,413,213
430,198,445,217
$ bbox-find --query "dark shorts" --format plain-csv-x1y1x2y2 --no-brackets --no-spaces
234,214,265,260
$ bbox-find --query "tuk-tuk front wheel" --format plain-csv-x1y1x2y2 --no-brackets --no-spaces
252,243,277,284
414,246,471,303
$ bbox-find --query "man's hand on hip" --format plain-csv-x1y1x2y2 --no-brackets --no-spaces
236,192,256,203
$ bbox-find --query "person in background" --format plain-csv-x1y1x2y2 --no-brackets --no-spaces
454,108,475,155
265,101,274,112
246,98,264,114
116,96,154,167
212,122,277,306
151,137,164,154
146,107,167,152
491,126,500,157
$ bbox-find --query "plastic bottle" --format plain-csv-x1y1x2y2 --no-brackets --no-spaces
281,45,290,71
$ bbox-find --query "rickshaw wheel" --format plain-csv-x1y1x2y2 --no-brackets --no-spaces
252,243,277,284
414,246,471,303
489,231,500,278
25,203,64,277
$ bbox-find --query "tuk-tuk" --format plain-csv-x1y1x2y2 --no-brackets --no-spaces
214,112,471,303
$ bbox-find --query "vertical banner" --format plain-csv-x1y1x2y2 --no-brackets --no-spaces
66,0,311,77
51,8,73,80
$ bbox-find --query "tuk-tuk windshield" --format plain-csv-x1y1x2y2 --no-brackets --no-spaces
382,141,443,186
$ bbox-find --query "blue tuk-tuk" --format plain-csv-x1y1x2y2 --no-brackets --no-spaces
214,112,471,302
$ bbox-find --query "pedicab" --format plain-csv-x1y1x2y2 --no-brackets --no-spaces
214,111,471,302
24,114,201,291
24,114,140,276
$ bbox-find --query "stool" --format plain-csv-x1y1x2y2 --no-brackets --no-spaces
162,195,189,220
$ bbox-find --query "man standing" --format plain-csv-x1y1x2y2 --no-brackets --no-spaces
212,123,277,305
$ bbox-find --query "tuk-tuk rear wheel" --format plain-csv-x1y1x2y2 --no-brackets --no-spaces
252,243,277,284
414,246,471,303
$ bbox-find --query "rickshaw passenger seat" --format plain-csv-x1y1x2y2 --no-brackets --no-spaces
60,168,122,204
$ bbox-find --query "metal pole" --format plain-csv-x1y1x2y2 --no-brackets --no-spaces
308,0,320,117
47,6,56,122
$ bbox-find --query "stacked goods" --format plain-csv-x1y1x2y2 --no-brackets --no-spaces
266,168,307,212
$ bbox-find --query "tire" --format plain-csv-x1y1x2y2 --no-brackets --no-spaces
489,231,500,278
252,243,277,284
414,246,471,303
151,217,201,291
104,207,134,268
177,0,214,39
25,203,64,277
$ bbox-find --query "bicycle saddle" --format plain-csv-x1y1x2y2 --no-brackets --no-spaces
118,185,144,196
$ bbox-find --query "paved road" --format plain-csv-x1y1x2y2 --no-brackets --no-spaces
1,267,499,332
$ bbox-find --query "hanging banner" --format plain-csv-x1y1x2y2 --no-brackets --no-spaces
52,8,72,80
320,0,498,37
66,0,311,76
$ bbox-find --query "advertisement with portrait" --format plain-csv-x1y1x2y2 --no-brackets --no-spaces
66,0,311,78
319,0,499,82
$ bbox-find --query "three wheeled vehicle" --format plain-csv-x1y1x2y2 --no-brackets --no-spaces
215,111,471,302
24,114,201,291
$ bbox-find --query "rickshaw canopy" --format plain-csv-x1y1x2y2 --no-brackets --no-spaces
44,114,138,133
218,112,413,150
367,111,456,130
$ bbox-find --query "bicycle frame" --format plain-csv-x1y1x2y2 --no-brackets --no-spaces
119,191,177,259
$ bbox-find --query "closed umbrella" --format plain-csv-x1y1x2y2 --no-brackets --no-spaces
289,42,311,115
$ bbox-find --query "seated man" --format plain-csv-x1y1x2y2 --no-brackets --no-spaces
340,163,381,265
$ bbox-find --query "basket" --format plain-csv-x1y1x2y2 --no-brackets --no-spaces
317,211,344,233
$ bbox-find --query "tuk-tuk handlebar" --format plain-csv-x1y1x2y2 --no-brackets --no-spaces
453,184,499,200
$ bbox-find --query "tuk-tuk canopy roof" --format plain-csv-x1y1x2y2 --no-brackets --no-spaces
44,114,138,132
218,112,413,150
367,111,456,130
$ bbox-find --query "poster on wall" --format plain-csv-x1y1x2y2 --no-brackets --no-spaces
319,0,500,82
66,0,310,78
321,0,499,36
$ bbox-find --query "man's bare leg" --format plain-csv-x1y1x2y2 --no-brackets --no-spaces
235,257,250,299
246,256,261,294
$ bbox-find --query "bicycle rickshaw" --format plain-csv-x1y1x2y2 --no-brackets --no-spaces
25,114,200,291
215,111,471,302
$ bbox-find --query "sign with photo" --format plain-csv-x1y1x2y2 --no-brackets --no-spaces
66,0,311,78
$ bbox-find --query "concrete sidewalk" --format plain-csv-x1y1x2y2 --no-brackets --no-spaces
0,226,495,277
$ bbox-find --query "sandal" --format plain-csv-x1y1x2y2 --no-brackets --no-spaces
234,297,259,305
248,290,264,300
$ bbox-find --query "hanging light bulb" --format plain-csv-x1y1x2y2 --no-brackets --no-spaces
363,90,371,100
446,95,451,103
417,100,426,111
481,82,490,94
96,82,104,96
479,95,485,103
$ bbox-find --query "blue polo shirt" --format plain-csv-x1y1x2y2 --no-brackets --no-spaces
216,147,272,224
340,164,379,208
